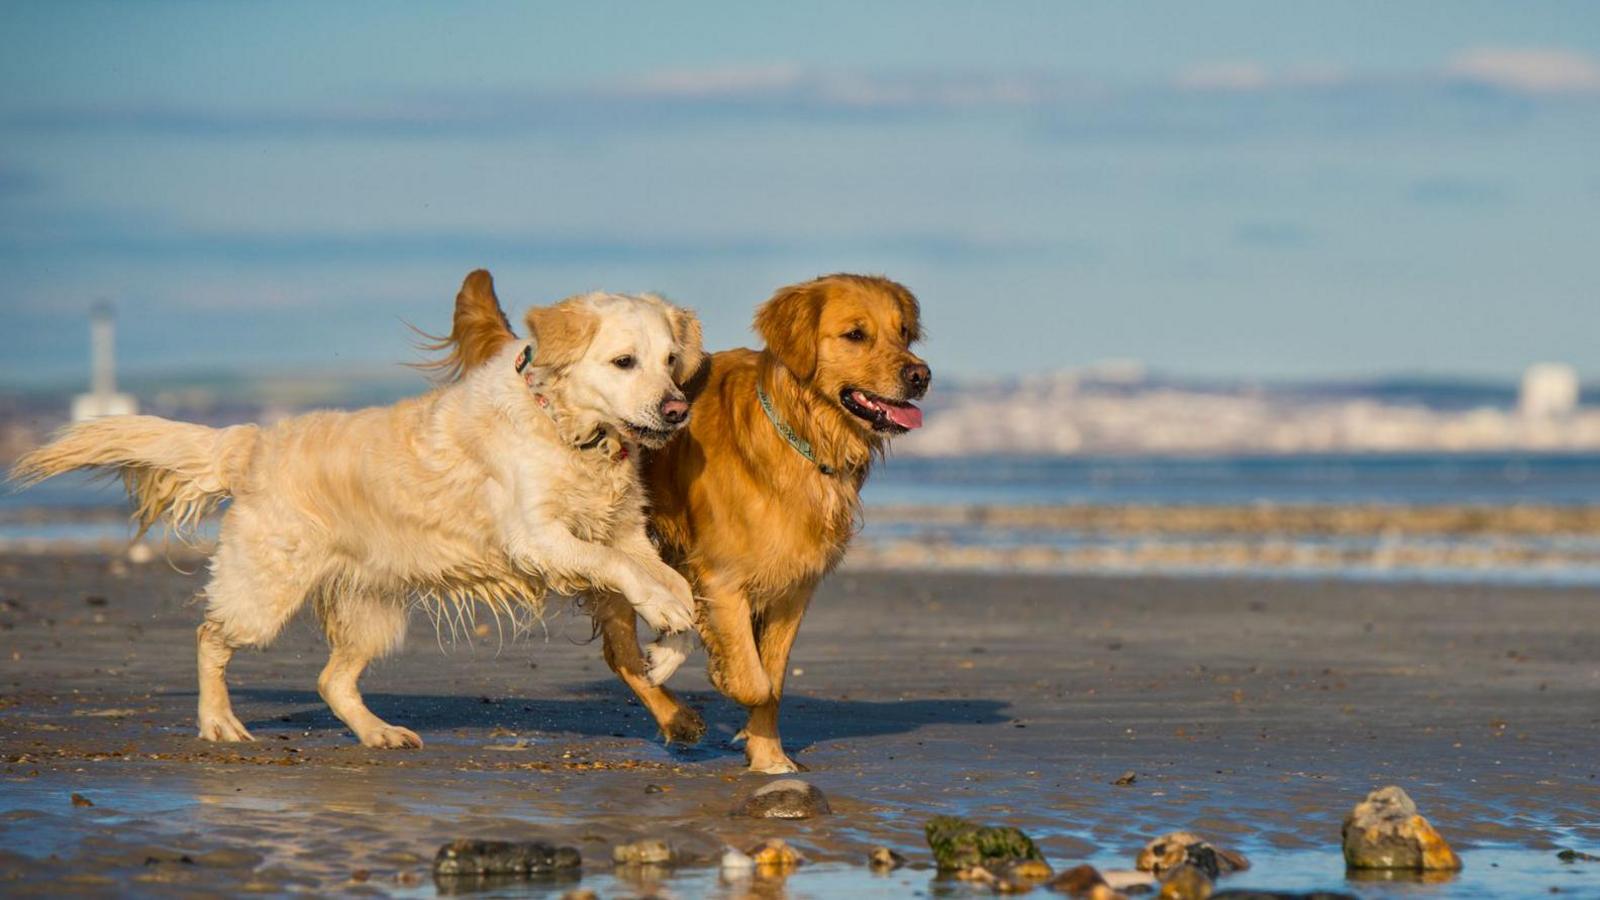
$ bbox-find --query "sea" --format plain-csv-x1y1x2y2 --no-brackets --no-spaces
7,452,1600,583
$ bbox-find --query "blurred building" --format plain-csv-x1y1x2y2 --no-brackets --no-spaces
1519,363,1580,418
70,301,139,422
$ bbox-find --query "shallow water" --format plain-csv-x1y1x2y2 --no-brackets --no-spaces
2,768,1595,898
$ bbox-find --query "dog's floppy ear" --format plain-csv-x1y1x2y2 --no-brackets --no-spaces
887,278,923,343
754,281,822,381
668,305,705,386
525,299,598,370
414,268,519,381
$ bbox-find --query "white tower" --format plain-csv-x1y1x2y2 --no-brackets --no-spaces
1518,363,1579,419
71,301,139,422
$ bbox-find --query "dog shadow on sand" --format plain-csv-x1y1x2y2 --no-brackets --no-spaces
229,682,1011,761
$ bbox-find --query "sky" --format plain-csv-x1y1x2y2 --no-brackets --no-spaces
2,1,1598,386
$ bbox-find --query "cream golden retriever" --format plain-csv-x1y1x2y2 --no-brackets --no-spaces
12,270,704,749
439,274,929,772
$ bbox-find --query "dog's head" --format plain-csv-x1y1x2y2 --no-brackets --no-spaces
755,274,929,437
526,292,704,449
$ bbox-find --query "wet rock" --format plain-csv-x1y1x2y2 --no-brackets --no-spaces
1113,771,1138,786
559,891,599,900
1210,892,1359,899
1102,869,1158,891
1340,786,1461,871
1209,883,1350,890
612,838,673,865
1158,863,1213,899
1050,863,1108,895
643,783,667,794
963,858,1055,891
70,793,93,808
734,778,831,818
1558,849,1600,864
960,864,1045,893
431,839,581,876
746,838,803,871
925,814,1045,871
720,846,755,873
1137,832,1249,879
868,846,907,871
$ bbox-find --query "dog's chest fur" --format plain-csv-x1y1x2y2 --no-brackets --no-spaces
549,445,641,543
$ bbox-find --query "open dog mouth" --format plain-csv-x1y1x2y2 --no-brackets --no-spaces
840,388,923,433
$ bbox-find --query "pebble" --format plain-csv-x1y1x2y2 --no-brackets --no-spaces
1158,863,1213,899
1340,785,1461,871
1558,849,1600,864
733,778,831,818
746,838,803,870
559,891,599,900
720,846,755,873
431,839,581,876
70,793,93,808
1203,883,1356,890
925,814,1044,871
1137,832,1249,878
1102,869,1159,891
1113,771,1138,786
1051,863,1108,895
868,846,907,871
612,838,673,865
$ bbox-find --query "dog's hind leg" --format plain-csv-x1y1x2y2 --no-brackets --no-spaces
316,593,420,748
196,529,315,743
594,592,705,745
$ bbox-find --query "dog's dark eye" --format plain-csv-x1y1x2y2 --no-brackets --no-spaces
667,353,678,367
612,355,635,370
842,328,866,342
900,325,909,341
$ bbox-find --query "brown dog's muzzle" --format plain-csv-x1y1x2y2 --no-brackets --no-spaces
902,361,931,399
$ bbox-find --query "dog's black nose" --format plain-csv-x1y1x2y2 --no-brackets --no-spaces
902,362,931,396
660,396,689,425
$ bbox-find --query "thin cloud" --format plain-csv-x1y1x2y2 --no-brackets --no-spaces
1175,62,1272,92
1446,48,1600,95
2,54,1595,142
0,223,1063,269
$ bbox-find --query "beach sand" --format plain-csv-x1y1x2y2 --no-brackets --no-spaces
0,552,1596,896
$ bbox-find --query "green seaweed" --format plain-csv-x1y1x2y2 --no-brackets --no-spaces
924,815,1044,871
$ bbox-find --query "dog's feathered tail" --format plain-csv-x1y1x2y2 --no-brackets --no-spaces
411,268,519,381
11,416,259,538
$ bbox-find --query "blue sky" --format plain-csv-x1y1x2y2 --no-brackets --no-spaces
2,2,1598,385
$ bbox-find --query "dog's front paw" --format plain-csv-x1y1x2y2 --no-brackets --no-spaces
629,570,697,634
644,631,696,686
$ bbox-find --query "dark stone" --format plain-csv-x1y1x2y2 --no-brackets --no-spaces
1138,832,1249,878
432,839,581,876
868,846,907,871
1049,863,1107,895
1158,863,1212,899
70,793,93,808
734,778,831,818
1113,771,1138,786
1216,883,1356,890
924,815,1044,871
1558,849,1600,864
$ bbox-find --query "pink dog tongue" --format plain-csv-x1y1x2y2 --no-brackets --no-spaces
882,401,923,430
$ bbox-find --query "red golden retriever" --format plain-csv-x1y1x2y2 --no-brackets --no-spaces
448,274,928,772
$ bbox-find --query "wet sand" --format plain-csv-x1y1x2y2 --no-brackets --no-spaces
1,552,1597,897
